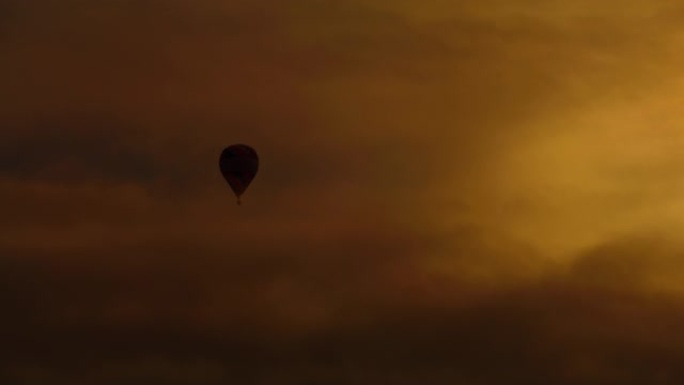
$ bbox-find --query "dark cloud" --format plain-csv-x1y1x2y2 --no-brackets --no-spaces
0,115,158,183
4,233,684,384
569,232,684,294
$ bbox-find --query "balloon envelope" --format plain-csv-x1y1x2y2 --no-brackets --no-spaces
219,144,258,204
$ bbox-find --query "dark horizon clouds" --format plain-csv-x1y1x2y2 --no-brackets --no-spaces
4,0,684,383
5,233,684,384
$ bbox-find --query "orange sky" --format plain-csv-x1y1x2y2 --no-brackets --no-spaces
4,1,684,383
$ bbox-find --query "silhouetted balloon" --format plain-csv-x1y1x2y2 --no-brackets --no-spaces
219,144,258,205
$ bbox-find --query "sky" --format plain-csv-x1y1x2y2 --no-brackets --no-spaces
3,0,684,383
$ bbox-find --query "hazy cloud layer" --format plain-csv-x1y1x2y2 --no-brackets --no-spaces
4,0,684,383
4,234,684,384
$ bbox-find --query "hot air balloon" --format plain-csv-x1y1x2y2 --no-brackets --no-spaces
219,144,259,205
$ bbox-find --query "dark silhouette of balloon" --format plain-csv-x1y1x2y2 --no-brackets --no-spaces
219,144,259,205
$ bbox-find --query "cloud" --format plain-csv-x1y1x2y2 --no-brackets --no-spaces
5,0,680,204
5,233,684,384
0,116,158,183
569,232,684,294
4,0,684,383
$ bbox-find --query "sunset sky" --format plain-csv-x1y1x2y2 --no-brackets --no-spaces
4,1,684,383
